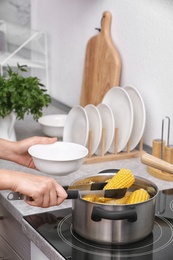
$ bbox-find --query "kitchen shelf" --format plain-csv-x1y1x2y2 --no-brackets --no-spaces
0,20,49,92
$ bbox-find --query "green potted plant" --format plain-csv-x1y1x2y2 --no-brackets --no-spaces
0,63,51,120
0,63,51,140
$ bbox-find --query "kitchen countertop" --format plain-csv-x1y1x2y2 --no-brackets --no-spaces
1,104,173,260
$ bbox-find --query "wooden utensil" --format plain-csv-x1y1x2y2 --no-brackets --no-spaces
141,153,173,175
80,11,121,107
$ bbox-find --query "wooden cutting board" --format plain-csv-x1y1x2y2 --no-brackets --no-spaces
80,11,122,107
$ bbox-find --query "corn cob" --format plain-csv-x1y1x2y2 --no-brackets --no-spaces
103,168,135,190
126,188,150,204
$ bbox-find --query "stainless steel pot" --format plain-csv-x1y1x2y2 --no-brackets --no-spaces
71,174,158,245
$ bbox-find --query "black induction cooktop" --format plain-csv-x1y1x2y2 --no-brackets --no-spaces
24,188,173,260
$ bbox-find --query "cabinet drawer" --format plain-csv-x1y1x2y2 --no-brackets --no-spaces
0,234,22,260
0,204,30,260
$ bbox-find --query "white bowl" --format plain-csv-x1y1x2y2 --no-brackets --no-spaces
38,114,67,138
28,142,88,176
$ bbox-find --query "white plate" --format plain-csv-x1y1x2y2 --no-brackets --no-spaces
84,104,102,155
123,86,146,151
95,103,115,155
102,87,133,153
63,105,89,146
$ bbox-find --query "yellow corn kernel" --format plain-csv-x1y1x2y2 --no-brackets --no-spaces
82,194,113,203
126,188,150,205
105,179,111,183
94,197,113,204
103,168,135,190
105,191,132,205
82,194,98,202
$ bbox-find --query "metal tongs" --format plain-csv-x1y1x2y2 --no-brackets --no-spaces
7,182,127,201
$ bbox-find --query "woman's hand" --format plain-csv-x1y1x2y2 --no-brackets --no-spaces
2,169,67,208
0,137,68,208
0,136,57,169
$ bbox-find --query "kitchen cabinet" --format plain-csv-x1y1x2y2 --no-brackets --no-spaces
0,234,22,260
0,204,30,260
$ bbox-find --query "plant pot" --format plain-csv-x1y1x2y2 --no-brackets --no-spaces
0,113,16,141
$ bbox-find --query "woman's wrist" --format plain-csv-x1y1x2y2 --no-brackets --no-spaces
0,169,15,190
0,139,17,161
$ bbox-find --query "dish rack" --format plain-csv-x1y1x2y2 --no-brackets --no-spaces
84,127,144,164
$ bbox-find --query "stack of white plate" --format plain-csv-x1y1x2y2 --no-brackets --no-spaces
102,86,146,153
63,85,146,155
63,104,103,155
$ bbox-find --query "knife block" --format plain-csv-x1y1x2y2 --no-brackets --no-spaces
147,139,173,181
84,127,145,164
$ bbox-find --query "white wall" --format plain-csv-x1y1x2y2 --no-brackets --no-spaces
31,0,173,147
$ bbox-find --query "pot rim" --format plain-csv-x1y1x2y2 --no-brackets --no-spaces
71,173,159,206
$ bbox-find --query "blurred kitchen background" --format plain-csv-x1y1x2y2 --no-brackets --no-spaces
0,0,173,148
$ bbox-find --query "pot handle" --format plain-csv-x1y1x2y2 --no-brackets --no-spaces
91,206,137,222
